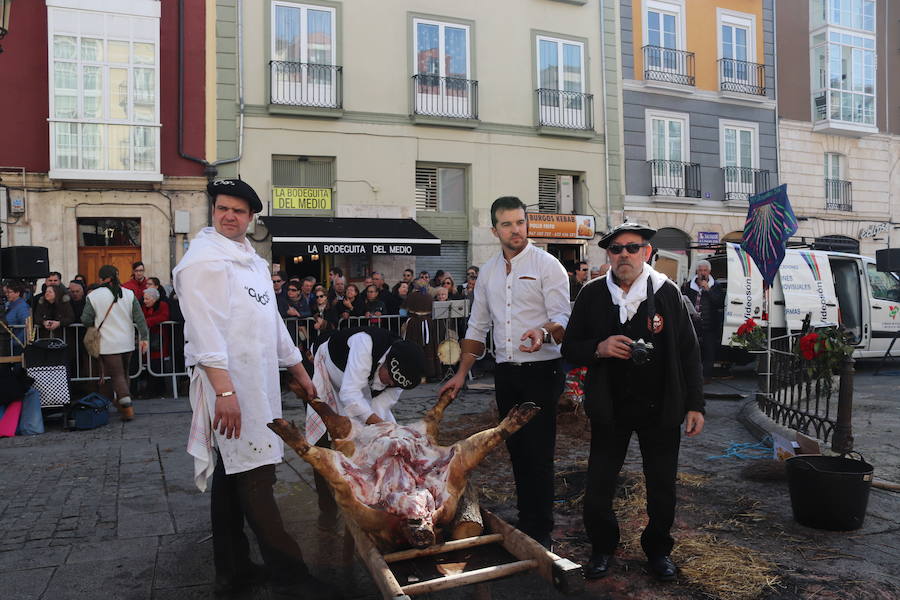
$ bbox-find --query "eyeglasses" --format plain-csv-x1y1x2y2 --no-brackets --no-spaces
287,288,299,292
272,279,283,283
578,268,589,272
607,243,648,255
467,274,477,280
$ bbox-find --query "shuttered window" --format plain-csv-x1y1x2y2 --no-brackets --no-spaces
415,165,465,212
416,241,468,285
273,156,335,187
538,169,581,214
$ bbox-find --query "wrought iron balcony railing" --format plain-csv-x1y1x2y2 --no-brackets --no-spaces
412,74,478,119
825,178,852,211
722,166,770,201
718,58,766,96
536,89,594,130
270,61,343,108
642,45,695,87
648,160,701,198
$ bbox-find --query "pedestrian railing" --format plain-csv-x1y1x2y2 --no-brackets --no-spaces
757,332,855,452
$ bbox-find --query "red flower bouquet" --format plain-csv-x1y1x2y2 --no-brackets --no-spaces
730,318,766,351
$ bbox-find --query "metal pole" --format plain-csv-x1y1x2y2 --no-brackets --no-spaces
831,355,855,454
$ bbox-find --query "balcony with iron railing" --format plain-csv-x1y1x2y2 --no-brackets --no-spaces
412,74,478,121
722,166,770,202
270,61,343,109
642,45,695,87
535,89,594,131
718,58,766,96
648,160,701,198
825,178,852,211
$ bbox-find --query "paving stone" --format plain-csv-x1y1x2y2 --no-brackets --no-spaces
0,546,69,572
0,566,55,600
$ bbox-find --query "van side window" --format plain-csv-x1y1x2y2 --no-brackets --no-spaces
866,264,900,302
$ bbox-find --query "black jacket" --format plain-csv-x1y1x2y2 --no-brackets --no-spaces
561,275,704,426
681,280,724,332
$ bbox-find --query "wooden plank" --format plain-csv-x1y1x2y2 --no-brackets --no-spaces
400,559,538,595
343,515,409,600
0,356,23,364
482,510,584,595
383,534,504,564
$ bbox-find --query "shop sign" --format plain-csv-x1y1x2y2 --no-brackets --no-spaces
272,187,332,211
697,231,720,247
859,222,889,239
296,242,438,256
526,213,595,239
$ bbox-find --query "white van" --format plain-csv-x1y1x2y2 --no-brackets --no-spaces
713,243,900,359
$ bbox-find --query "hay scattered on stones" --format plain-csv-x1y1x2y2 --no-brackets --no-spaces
673,533,781,600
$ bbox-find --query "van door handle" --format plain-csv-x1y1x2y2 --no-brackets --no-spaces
826,303,837,307
873,306,882,310
730,300,743,305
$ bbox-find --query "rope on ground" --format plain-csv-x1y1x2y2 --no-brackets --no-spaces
706,435,773,460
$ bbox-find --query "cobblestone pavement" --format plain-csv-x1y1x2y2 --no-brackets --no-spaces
0,363,897,599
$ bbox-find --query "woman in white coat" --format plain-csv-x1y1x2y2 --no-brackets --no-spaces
81,265,149,420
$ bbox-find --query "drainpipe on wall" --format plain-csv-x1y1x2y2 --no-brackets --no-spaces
179,0,245,228
772,0,781,181
599,0,613,231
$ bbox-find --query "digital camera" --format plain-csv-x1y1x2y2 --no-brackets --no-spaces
628,338,654,366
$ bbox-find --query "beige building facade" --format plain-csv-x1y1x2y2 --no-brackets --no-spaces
214,0,611,284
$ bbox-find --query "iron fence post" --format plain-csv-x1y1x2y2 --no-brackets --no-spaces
831,356,855,455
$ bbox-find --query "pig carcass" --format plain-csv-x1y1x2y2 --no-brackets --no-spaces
267,391,539,551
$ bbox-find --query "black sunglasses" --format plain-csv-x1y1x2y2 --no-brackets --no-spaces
607,243,648,255
272,279,283,283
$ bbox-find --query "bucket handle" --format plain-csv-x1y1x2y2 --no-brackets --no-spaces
793,451,868,473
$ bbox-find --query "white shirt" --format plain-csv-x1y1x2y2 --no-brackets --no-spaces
86,286,139,355
174,227,302,482
323,332,402,422
465,241,571,363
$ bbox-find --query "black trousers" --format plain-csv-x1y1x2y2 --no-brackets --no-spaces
699,327,719,379
494,359,563,540
584,419,681,558
210,451,309,582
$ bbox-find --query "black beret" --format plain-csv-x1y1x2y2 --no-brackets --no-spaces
384,340,426,390
207,178,263,214
598,222,657,248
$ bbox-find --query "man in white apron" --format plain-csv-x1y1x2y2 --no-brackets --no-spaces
174,179,340,599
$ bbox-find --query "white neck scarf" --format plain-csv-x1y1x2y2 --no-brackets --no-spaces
689,275,716,294
606,264,669,324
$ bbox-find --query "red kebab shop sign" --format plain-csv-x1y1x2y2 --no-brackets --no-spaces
527,213,596,239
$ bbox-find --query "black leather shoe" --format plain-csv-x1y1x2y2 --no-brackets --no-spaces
648,555,677,582
583,554,613,580
213,562,268,596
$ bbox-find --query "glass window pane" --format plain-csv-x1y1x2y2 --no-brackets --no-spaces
54,122,79,169
663,14,676,48
539,39,558,89
81,124,103,170
109,68,129,119
133,42,155,66
562,44,582,93
108,125,131,170
722,25,733,60
438,168,465,212
653,119,665,160
724,128,736,166
307,9,333,65
80,38,103,61
54,95,77,120
54,35,77,59
648,11,660,46
445,27,468,79
83,66,103,119
133,68,156,122
668,121,682,161
54,61,77,90
274,5,301,62
108,41,130,64
739,130,752,167
133,127,156,171
416,23,439,75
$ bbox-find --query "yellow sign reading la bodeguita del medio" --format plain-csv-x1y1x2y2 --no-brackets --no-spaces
272,187,332,210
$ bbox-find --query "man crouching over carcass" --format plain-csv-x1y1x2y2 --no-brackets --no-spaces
174,178,341,599
304,326,426,527
561,222,704,583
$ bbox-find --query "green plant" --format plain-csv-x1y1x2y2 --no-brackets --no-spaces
796,326,854,381
729,318,766,352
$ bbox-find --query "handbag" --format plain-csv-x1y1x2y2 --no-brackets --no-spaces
84,299,117,358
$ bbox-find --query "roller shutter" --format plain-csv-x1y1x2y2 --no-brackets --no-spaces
416,241,468,283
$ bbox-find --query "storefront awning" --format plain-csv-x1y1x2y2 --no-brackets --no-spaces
261,216,442,256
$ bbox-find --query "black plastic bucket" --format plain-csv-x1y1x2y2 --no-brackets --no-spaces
785,455,873,531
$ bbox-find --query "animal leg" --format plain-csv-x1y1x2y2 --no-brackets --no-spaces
449,402,541,478
424,388,456,442
287,376,352,440
268,419,384,532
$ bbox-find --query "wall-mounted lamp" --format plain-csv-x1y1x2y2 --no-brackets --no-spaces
0,0,14,53
310,254,319,261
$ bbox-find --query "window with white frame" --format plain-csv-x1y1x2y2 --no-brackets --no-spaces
643,0,684,73
271,2,338,107
824,152,851,209
811,0,875,32
646,110,688,163
720,120,759,199
413,19,473,118
718,10,756,85
47,3,160,180
415,165,465,213
536,35,587,128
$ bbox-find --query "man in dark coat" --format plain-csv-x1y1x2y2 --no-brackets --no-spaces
561,223,704,583
680,259,724,383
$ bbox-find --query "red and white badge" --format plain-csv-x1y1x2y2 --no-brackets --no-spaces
648,313,664,334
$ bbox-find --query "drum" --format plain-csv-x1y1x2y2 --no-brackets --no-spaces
437,338,461,366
